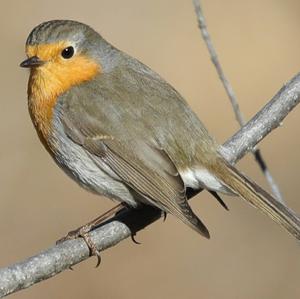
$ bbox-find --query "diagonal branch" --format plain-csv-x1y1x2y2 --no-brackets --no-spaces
192,0,284,203
1,71,300,298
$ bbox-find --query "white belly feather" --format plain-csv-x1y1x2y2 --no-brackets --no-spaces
180,168,234,195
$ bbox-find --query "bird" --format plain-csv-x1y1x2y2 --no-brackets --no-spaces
20,20,300,255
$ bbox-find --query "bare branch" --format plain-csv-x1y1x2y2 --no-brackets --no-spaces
192,0,244,124
1,71,300,298
192,0,284,203
220,73,300,162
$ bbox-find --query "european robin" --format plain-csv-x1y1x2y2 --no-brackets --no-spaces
20,20,300,248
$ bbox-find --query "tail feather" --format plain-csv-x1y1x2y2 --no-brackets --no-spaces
212,158,300,240
169,196,210,239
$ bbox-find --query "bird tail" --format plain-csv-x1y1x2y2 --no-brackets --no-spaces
210,157,300,240
166,194,211,239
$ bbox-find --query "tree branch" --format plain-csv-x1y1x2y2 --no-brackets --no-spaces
192,0,284,203
0,71,300,297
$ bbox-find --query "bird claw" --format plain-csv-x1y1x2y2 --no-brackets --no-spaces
56,227,86,245
162,211,167,222
56,225,102,268
92,248,102,268
131,234,141,245
80,231,102,268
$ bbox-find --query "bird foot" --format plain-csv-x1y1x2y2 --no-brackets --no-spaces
56,203,126,268
56,224,101,267
131,233,141,245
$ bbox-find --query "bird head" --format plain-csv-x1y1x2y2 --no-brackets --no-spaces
20,20,117,99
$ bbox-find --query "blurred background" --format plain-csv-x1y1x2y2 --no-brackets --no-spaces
1,0,300,298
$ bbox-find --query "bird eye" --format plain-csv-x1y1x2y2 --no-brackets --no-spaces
61,46,74,59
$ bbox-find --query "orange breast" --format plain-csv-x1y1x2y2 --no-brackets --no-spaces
27,45,100,148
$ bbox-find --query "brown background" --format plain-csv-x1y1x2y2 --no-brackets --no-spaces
0,0,300,298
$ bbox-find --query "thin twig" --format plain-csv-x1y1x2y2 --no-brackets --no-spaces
192,0,284,203
1,71,300,298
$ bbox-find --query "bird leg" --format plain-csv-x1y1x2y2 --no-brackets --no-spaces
56,202,126,267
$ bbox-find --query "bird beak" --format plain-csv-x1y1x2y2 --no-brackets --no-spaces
20,56,45,68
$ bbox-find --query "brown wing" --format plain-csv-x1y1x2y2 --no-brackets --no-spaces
60,114,209,238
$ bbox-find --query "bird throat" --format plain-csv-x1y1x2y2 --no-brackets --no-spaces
27,54,100,145
28,69,58,142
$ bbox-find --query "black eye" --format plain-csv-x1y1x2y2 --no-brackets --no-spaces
61,46,74,59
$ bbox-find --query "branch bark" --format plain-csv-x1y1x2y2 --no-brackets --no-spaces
0,72,300,298
192,0,284,203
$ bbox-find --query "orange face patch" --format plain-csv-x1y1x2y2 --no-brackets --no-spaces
26,42,100,142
